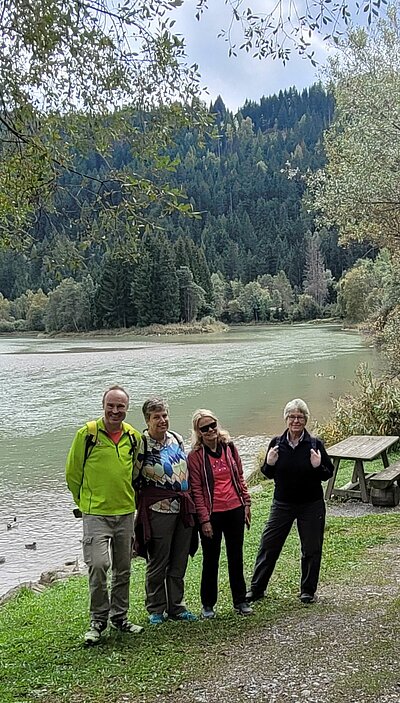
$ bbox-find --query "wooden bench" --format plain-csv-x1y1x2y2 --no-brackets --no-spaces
368,460,400,506
369,460,400,489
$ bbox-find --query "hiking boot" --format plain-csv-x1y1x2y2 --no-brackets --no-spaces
246,589,264,603
300,593,317,605
235,601,253,616
169,610,197,622
84,620,107,646
201,606,216,619
149,613,166,625
110,618,144,634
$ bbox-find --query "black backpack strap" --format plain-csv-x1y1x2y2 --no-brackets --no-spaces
133,434,147,490
141,433,148,457
83,420,98,467
126,430,137,455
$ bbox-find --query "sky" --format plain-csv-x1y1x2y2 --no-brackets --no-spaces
172,0,334,112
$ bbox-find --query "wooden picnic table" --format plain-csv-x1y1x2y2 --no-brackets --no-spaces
325,435,399,503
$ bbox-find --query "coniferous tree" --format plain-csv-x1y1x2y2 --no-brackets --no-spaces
96,255,136,328
132,232,180,326
152,234,180,324
132,247,154,327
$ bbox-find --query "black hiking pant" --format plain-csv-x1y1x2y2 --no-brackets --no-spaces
250,498,325,597
200,505,246,608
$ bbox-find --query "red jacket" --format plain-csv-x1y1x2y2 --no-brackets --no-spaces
187,441,251,525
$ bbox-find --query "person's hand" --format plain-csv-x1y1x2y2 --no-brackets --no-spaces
202,521,213,538
266,445,279,466
245,505,251,530
310,448,321,468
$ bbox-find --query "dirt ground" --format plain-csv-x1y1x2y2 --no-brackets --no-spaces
146,503,400,703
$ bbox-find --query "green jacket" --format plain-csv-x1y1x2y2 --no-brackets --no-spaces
66,418,142,515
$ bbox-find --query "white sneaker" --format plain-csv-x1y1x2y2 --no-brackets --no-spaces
110,618,144,634
84,620,107,646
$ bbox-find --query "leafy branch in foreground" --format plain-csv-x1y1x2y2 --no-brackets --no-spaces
194,0,388,63
309,4,400,250
0,0,208,249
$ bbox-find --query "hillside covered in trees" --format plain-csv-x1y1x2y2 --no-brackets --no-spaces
0,85,373,333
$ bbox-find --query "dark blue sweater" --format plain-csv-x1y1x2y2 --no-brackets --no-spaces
261,429,334,504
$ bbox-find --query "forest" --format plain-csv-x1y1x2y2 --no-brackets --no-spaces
0,85,373,334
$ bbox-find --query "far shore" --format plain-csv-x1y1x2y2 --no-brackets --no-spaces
47,320,230,338
0,317,352,340
0,320,228,339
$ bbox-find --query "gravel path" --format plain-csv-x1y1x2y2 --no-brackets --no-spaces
146,523,400,703
327,499,400,518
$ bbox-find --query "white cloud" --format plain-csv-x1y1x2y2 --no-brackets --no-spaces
172,0,333,111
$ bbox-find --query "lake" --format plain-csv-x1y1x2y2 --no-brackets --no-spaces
0,323,376,596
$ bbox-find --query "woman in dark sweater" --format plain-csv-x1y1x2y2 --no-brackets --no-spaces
187,409,252,618
247,398,334,605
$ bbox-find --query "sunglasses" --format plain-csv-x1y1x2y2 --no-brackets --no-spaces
198,421,217,434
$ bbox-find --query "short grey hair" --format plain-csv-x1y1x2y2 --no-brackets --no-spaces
283,398,310,422
142,396,169,422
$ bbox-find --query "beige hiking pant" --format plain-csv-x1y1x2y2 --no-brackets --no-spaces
82,513,134,624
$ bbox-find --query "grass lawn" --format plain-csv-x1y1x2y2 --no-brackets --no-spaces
0,484,398,703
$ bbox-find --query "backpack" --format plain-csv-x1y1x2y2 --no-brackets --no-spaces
83,420,137,467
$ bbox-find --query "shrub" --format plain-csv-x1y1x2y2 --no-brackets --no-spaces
0,320,15,332
14,319,28,331
199,315,216,326
246,447,267,487
322,302,339,319
315,364,400,445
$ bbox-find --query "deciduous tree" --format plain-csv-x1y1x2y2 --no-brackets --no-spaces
310,6,400,250
0,0,205,248
303,231,331,306
177,266,205,322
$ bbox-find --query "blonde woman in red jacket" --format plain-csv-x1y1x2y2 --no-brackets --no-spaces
187,409,252,619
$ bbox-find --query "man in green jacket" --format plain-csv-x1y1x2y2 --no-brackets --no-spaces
66,385,143,645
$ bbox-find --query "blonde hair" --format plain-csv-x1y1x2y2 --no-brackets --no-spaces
191,408,230,450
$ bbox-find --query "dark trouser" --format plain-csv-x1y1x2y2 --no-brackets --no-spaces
200,505,246,608
82,513,134,624
250,498,326,597
146,511,192,616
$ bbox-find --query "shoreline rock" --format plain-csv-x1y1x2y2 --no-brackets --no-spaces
0,557,85,606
